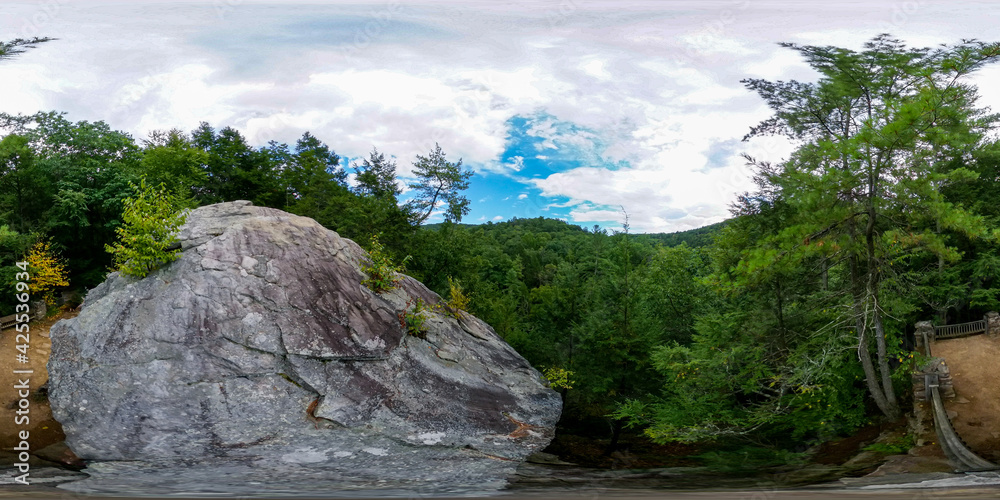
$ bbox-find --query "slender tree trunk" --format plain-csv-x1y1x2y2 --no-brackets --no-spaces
850,255,897,419
859,169,900,420
606,418,624,455
841,139,898,419
872,310,899,417
775,278,787,352
937,218,947,324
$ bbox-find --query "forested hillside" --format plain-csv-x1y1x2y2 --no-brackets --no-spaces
5,35,1000,461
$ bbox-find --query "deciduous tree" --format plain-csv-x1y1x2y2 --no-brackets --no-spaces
105,179,187,278
26,239,69,307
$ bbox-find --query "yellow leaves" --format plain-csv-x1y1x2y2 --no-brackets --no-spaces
26,240,69,307
543,367,575,390
444,276,470,316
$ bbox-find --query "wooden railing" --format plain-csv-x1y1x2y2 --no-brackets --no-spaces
0,313,17,330
935,319,987,340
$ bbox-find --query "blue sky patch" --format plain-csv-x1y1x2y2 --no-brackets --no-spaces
454,111,627,229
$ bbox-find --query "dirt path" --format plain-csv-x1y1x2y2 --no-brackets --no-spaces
930,334,1000,461
0,311,75,465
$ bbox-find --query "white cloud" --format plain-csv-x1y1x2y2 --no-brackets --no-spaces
3,1,999,233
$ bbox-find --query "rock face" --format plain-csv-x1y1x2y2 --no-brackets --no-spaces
48,201,560,491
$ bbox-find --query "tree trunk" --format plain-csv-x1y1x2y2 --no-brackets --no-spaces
861,169,900,419
605,418,624,455
849,255,900,420
873,311,899,417
937,218,948,324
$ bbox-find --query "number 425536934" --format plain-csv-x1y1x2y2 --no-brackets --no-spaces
15,261,30,333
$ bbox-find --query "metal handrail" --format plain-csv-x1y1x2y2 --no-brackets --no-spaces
927,373,998,471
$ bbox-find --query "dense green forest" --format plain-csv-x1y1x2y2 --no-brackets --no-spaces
6,35,1000,459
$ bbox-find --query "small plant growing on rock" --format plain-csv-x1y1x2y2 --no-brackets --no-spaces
399,297,428,339
105,179,187,278
443,276,470,318
361,234,410,293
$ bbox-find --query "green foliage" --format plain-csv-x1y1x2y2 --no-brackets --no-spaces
140,129,209,205
542,367,575,390
694,446,807,475
407,143,474,224
0,37,53,61
0,133,45,233
0,111,142,287
105,179,187,278
190,122,284,207
361,234,410,293
739,35,1000,420
863,434,915,455
354,147,401,199
400,297,428,339
443,276,470,318
0,225,36,315
642,220,728,248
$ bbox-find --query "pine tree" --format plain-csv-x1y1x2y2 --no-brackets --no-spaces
741,35,1000,419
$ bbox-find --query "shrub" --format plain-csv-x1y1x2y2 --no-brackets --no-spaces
26,239,69,307
105,179,187,278
443,276,470,318
399,297,428,339
361,234,410,293
542,367,575,390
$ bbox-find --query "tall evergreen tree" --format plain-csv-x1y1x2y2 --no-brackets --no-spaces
741,35,1000,419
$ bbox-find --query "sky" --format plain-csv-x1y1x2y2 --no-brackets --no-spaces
3,1,1000,233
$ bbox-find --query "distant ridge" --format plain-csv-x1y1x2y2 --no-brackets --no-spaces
422,217,728,247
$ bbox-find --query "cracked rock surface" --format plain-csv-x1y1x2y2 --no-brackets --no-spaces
47,201,561,493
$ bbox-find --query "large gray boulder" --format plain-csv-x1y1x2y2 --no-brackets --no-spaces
48,201,561,494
